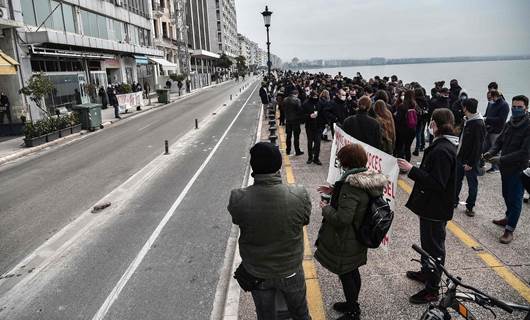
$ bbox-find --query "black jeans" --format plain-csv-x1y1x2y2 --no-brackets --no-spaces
338,268,361,308
251,268,311,320
285,122,302,154
395,132,415,161
305,125,322,161
419,218,447,292
455,161,479,210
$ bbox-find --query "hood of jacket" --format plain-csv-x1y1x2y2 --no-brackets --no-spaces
464,112,483,123
434,134,459,146
344,169,389,196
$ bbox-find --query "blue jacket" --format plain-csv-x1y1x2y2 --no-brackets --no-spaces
484,99,509,134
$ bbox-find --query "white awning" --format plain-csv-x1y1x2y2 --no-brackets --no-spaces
148,57,178,70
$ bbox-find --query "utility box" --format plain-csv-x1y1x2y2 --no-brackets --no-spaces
72,103,102,131
156,89,170,104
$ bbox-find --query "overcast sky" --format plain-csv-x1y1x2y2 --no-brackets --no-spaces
235,0,530,62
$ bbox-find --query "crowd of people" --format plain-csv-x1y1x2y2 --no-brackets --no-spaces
238,70,530,320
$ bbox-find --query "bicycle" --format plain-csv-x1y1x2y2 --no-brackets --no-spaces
411,244,530,320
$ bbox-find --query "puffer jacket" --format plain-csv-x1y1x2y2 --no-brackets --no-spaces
228,173,311,279
489,114,530,176
315,169,388,275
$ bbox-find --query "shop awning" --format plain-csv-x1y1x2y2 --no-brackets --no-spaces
148,57,178,70
0,50,19,75
135,55,149,65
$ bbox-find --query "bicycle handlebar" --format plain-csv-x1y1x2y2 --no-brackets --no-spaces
411,244,514,314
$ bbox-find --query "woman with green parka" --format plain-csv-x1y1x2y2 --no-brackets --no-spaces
315,143,388,320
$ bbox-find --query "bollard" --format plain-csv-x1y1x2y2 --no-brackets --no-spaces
268,119,276,126
268,127,277,135
164,140,169,155
195,119,199,129
268,114,275,121
230,94,232,100
269,135,278,145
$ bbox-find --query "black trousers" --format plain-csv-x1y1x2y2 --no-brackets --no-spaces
419,218,447,292
285,122,301,154
305,125,322,161
338,268,361,307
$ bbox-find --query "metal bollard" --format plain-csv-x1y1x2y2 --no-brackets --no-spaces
164,140,169,155
230,94,232,100
195,119,199,129
268,127,277,135
269,135,278,145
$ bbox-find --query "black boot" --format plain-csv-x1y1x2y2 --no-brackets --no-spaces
335,303,360,320
306,156,313,164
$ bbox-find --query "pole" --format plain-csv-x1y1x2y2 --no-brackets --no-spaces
266,26,271,79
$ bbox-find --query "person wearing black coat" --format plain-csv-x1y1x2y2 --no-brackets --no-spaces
0,92,11,124
283,90,304,155
107,86,120,119
342,96,382,150
98,87,108,109
398,108,458,305
259,82,270,107
482,89,510,172
484,95,530,244
303,91,326,165
455,99,486,216
449,79,462,106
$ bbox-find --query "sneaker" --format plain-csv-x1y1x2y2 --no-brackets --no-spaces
409,289,439,304
313,159,322,165
499,230,513,244
465,208,475,217
486,168,499,174
524,198,529,204
412,150,419,156
406,270,429,284
306,158,313,164
333,302,353,313
492,218,507,227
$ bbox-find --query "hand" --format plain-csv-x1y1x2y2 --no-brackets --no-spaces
397,158,413,173
319,200,329,209
488,156,501,165
317,184,333,195
463,164,472,171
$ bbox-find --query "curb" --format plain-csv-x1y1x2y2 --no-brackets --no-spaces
0,79,241,167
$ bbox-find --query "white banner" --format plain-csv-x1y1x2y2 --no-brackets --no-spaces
116,92,145,113
327,124,399,248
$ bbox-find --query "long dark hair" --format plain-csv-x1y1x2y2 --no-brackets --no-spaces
432,108,455,136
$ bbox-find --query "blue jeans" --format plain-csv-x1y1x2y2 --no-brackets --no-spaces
251,267,310,320
455,161,479,210
414,122,426,151
501,173,524,231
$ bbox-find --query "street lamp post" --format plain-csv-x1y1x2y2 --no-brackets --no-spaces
261,6,272,80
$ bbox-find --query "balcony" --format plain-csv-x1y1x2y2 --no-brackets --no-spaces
152,3,165,18
153,36,175,49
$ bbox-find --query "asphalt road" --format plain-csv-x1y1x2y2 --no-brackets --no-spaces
0,79,262,319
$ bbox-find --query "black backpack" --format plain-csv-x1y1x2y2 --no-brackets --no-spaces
356,195,394,248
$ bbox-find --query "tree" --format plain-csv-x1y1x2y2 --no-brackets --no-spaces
236,55,248,75
20,73,55,118
291,57,300,65
216,53,233,70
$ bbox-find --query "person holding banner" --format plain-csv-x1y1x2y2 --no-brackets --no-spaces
315,144,388,320
397,108,458,305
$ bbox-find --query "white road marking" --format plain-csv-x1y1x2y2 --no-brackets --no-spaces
138,122,155,132
91,82,260,320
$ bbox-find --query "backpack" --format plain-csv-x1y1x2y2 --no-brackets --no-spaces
406,108,418,129
356,195,394,248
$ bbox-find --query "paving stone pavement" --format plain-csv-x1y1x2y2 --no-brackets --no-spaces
238,114,529,319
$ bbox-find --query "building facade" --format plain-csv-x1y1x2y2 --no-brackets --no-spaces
207,0,237,59
13,0,166,120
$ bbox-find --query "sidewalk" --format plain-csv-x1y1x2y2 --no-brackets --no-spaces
0,79,239,167
238,116,530,319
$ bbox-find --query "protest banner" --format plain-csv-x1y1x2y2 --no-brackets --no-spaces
116,91,145,113
327,124,399,248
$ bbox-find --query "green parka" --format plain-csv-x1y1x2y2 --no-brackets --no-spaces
315,169,388,275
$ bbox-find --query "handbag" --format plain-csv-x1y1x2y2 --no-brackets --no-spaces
233,264,263,292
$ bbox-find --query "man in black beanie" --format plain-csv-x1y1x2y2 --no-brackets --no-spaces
228,142,312,319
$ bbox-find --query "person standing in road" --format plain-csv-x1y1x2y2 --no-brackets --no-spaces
342,96,382,150
228,142,312,320
398,108,458,304
315,144,388,320
283,90,304,156
455,98,486,217
484,95,530,244
303,90,325,165
482,89,510,173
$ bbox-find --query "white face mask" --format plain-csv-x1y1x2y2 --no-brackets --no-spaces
339,95,346,101
428,121,436,136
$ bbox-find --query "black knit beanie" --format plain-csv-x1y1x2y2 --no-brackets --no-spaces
250,142,282,175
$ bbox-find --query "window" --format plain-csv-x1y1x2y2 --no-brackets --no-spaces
153,19,159,38
50,1,64,31
21,0,36,26
97,15,108,39
63,4,76,32
34,0,52,28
